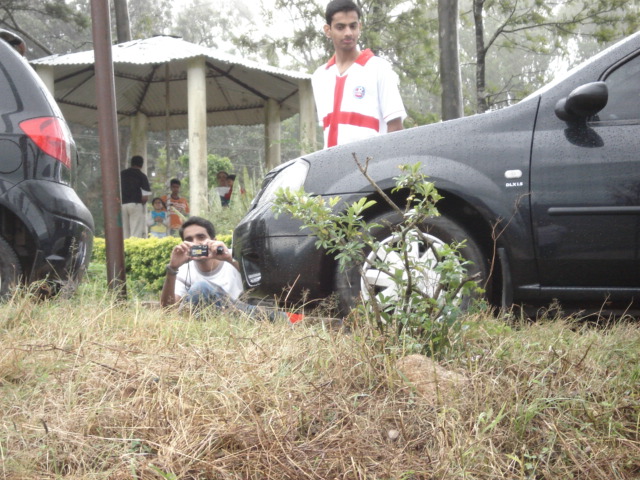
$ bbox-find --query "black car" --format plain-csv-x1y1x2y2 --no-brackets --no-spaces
0,30,94,297
234,32,640,314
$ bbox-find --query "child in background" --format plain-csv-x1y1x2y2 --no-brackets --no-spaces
161,178,190,235
147,197,170,238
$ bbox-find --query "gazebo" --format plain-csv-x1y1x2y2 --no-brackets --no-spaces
31,35,317,214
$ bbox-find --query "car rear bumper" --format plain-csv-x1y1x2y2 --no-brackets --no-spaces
2,180,94,286
30,214,94,285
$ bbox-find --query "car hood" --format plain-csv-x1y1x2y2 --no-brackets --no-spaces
300,95,539,197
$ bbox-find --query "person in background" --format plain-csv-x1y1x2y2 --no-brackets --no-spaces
147,197,170,238
161,178,190,236
120,155,151,238
223,174,246,206
311,0,406,149
160,216,303,323
216,170,230,205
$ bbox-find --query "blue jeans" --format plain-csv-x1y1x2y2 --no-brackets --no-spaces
183,281,285,321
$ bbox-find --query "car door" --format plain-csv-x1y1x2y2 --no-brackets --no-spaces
530,53,640,291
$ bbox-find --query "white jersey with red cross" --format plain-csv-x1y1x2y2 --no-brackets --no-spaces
311,49,407,149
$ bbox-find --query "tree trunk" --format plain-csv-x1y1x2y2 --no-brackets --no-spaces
473,0,488,113
438,0,463,120
113,0,131,44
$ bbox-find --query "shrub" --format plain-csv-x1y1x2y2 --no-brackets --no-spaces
273,159,480,357
122,237,181,293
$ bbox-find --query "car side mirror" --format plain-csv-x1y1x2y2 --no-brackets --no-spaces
555,81,608,122
0,29,26,56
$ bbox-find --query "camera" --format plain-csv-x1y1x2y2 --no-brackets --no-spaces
216,245,225,255
189,244,208,257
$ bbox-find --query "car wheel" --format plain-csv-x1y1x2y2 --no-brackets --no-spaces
333,211,489,316
0,236,22,298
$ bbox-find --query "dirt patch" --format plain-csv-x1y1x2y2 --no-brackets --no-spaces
396,354,468,403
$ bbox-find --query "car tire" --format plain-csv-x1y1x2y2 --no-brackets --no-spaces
333,211,489,316
0,235,22,298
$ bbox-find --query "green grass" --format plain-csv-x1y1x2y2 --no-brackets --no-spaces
0,273,638,479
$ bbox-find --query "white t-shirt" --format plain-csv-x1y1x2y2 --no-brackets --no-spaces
174,260,244,301
312,49,407,149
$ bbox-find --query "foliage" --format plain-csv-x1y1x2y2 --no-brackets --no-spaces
0,0,91,57
185,0,636,121
196,165,258,237
92,233,233,296
172,0,254,52
273,160,480,357
127,0,173,40
174,153,236,199
122,236,181,294
461,0,639,111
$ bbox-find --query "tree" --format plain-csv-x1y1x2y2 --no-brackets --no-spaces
466,0,638,112
126,0,172,39
172,0,260,54
173,153,233,199
113,0,131,43
438,0,463,120
0,0,90,57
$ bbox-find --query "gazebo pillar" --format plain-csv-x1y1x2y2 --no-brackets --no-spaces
34,65,55,94
188,56,208,215
130,112,148,169
298,79,317,154
265,98,281,170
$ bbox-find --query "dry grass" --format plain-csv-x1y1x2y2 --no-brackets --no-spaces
0,283,639,479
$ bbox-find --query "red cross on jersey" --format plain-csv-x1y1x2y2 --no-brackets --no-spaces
312,49,406,149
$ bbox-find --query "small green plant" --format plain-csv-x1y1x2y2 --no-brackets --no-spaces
273,157,480,356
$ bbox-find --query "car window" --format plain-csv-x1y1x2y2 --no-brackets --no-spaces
593,53,640,124
0,62,19,114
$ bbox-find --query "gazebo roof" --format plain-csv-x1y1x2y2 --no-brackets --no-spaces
31,35,312,131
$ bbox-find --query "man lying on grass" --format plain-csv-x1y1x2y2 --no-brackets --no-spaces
160,216,302,322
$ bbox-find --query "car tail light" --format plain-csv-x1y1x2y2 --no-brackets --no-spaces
19,117,72,168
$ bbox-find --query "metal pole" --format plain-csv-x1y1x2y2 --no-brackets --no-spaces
91,0,127,296
165,63,171,176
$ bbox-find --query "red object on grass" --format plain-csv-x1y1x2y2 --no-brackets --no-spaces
286,313,304,324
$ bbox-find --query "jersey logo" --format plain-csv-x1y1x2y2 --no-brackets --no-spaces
353,86,366,99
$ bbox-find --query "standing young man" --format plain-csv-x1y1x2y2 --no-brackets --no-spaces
161,178,190,236
312,0,407,149
120,155,151,238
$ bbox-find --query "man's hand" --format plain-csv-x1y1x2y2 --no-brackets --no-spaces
387,117,403,133
210,240,233,262
168,242,192,270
